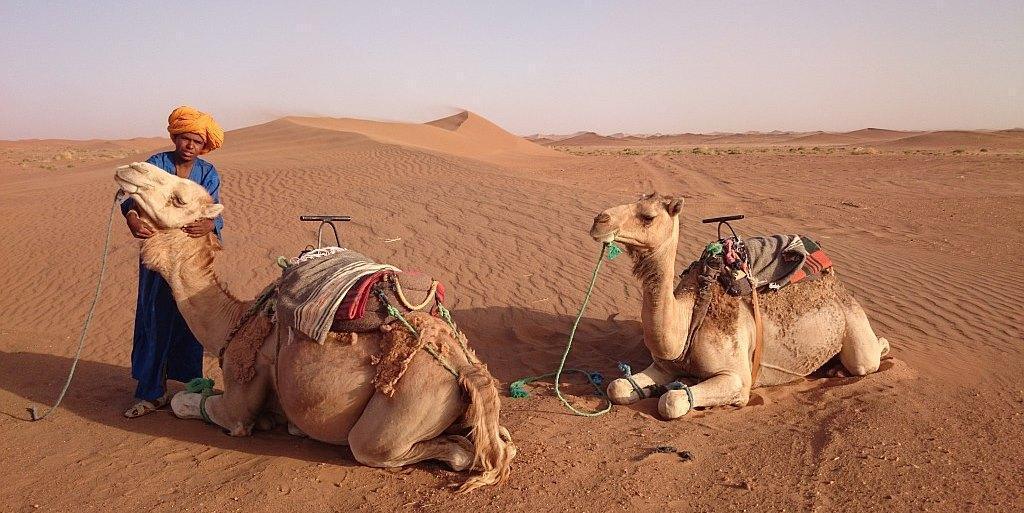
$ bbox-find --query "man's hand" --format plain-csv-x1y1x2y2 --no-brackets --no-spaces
182,218,215,238
126,211,154,239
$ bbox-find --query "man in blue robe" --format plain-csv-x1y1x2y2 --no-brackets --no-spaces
121,106,225,418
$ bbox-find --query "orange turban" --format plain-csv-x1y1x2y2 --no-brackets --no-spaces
167,106,224,154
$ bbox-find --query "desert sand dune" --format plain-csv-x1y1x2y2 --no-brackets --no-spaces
1,112,1022,511
879,130,1024,150
0,137,168,171
538,127,1024,153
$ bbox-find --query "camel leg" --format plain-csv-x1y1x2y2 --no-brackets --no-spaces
836,301,890,377
349,394,472,470
170,365,272,437
658,372,747,419
348,356,471,470
607,362,677,405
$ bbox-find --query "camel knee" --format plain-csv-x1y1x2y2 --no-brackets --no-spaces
607,378,642,405
839,338,885,376
350,437,406,468
658,389,691,419
350,435,473,471
170,391,202,420
844,361,879,376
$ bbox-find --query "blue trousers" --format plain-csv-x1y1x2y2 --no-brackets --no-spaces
131,262,204,400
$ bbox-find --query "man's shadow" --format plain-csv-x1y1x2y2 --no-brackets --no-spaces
0,349,352,465
0,306,652,459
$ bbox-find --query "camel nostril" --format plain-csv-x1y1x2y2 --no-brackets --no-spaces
595,213,611,224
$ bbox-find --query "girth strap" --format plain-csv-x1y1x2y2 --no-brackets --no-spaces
682,258,764,387
750,287,764,386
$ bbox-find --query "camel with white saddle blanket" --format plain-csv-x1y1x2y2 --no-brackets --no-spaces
114,162,514,492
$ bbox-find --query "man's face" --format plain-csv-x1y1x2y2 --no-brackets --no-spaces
173,132,206,162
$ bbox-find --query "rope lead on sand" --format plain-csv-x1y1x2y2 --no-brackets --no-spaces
29,193,120,421
509,242,622,417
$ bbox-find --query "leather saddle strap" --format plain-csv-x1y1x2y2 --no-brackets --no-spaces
391,275,440,311
684,264,718,350
750,286,764,386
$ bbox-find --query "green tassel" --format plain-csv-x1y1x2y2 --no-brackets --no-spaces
185,377,215,396
606,243,622,260
509,380,529,398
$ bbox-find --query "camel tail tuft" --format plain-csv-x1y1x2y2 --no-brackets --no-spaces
454,362,516,493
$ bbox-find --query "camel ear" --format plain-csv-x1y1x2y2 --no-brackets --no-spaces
664,197,684,216
201,203,224,219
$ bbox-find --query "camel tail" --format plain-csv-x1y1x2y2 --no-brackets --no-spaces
454,362,516,493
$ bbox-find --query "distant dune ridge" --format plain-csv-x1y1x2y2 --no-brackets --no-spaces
527,126,1024,150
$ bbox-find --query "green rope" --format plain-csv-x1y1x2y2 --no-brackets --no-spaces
383,300,460,378
508,369,603,398
29,193,120,421
510,242,621,417
185,377,219,424
436,302,477,364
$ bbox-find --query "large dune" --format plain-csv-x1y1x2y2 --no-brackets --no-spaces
274,111,559,163
1,113,1022,511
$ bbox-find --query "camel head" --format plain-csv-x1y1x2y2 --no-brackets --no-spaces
589,193,684,252
114,162,223,229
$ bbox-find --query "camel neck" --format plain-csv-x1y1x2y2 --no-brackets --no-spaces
632,223,692,361
141,231,246,354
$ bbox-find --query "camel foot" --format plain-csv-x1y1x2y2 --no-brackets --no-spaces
445,435,475,472
254,413,277,431
658,389,691,419
170,391,203,420
607,378,643,405
287,422,308,438
827,366,850,378
498,426,518,463
498,426,512,443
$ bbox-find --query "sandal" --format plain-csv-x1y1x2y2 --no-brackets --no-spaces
123,393,171,418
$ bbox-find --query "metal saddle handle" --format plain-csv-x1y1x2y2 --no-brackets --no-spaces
299,215,352,248
702,214,744,241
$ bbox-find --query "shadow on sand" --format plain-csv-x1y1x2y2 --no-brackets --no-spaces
0,305,648,460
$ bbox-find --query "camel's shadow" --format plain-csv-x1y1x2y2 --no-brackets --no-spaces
451,305,648,384
0,306,650,460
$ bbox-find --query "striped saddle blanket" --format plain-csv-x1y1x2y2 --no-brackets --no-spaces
274,247,445,343
686,234,833,297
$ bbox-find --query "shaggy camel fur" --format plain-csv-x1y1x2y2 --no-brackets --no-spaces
589,193,890,419
114,162,515,491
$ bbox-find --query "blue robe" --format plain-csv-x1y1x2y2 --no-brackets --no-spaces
121,152,224,400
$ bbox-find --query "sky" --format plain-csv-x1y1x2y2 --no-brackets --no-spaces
2,1,1022,139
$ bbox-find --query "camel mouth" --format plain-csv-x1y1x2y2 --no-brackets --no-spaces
114,175,140,195
114,171,148,195
591,230,618,243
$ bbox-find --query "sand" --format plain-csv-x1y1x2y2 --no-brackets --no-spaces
1,112,1022,512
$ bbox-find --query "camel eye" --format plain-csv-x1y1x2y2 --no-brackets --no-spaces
169,195,186,207
639,213,657,224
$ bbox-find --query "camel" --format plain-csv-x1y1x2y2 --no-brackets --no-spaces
589,193,890,419
113,162,515,492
